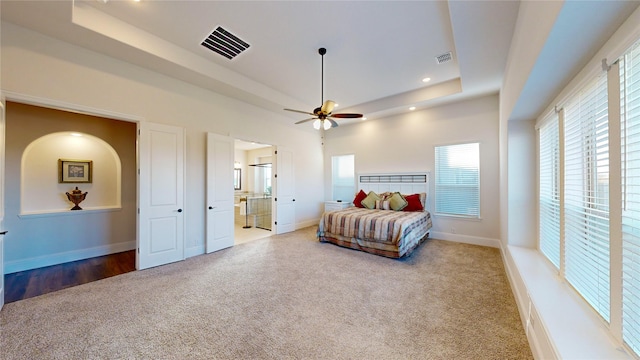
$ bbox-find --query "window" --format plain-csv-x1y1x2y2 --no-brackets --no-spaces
563,72,610,322
434,142,480,218
538,113,561,269
621,41,640,355
536,39,640,357
331,154,355,201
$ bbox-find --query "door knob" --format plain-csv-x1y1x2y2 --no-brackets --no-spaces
177,209,183,213
208,206,214,210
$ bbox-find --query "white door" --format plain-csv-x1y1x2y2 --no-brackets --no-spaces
206,133,234,253
273,146,295,234
138,122,185,270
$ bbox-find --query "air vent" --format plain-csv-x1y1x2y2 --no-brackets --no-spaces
435,51,453,64
201,26,250,60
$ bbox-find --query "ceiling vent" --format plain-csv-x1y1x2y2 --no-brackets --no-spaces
435,51,453,64
201,26,250,60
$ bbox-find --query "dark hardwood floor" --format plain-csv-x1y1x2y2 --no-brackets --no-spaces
4,250,136,304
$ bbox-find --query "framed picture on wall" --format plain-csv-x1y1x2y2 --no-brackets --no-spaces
59,159,93,183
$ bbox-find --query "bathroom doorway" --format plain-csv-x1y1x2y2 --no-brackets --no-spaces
234,139,273,245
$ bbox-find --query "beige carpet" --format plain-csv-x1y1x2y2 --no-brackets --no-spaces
0,226,532,359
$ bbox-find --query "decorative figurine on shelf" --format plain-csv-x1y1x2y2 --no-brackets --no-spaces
66,187,88,210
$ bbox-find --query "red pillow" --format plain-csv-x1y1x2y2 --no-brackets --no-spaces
353,190,367,208
403,194,424,212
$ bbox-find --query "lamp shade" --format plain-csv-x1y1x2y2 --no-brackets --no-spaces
313,119,321,130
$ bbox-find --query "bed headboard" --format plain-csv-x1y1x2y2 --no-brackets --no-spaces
357,172,430,211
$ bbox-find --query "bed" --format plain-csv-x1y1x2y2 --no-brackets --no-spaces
318,173,432,258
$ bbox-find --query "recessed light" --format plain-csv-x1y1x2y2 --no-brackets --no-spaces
409,106,416,111
422,77,431,83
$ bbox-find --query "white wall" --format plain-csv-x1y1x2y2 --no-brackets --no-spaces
507,119,536,248
500,1,563,124
1,23,326,259
323,95,501,247
499,1,563,248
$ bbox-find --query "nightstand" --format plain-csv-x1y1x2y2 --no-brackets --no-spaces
324,201,351,212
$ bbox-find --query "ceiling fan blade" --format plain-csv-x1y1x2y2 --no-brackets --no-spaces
321,100,335,115
328,119,339,128
330,113,363,119
295,117,317,124
284,108,315,116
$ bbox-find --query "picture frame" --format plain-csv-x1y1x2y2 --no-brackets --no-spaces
59,159,93,183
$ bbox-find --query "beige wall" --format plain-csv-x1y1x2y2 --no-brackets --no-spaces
4,101,137,272
323,94,501,246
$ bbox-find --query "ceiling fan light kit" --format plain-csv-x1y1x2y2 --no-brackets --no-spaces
285,47,363,130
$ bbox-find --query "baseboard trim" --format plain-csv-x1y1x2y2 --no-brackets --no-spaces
429,231,500,248
4,241,136,274
296,219,320,231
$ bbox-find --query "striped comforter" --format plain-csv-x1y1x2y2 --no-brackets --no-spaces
318,207,432,258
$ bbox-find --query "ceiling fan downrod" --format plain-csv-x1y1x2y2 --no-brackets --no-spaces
319,47,326,105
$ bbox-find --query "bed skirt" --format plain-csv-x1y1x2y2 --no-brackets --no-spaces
318,231,430,258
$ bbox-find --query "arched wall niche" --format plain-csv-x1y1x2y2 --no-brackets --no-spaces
21,131,122,214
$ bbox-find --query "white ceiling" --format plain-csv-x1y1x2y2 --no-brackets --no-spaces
0,0,520,127
1,1,637,129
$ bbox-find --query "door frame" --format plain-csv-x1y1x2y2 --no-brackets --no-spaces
0,99,5,311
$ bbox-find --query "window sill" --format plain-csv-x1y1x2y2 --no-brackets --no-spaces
433,213,482,221
18,206,122,218
504,245,630,359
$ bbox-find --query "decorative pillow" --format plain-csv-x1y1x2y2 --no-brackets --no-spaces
388,192,408,211
375,199,391,210
418,192,427,209
352,190,367,208
403,193,424,212
360,191,380,209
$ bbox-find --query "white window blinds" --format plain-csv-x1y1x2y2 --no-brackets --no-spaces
563,71,610,322
539,114,561,269
621,41,640,354
434,142,480,218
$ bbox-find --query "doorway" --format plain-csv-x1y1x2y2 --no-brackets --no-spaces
234,139,273,245
2,101,138,303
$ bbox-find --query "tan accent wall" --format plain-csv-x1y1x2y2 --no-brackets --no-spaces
4,101,137,272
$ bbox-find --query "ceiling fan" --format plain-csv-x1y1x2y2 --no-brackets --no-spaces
284,48,363,130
